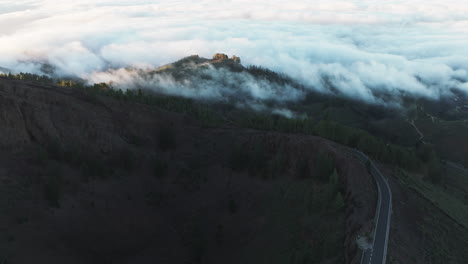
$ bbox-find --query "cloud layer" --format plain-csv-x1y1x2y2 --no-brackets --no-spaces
1,0,468,105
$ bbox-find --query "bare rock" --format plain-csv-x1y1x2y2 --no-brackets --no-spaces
231,55,241,63
212,53,229,60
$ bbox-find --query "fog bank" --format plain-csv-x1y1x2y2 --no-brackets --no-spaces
1,0,468,105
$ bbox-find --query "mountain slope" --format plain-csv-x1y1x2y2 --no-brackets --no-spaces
1,55,468,263
0,77,377,264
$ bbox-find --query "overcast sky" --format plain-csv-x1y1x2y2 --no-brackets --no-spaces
1,0,467,103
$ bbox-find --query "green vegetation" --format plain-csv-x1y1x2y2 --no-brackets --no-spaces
247,65,299,86
46,140,64,161
443,163,468,205
115,148,135,172
237,112,314,134
237,114,423,172
333,192,345,210
395,169,468,230
41,141,112,180
315,152,335,182
229,144,249,172
314,120,421,171
4,67,467,263
144,191,165,207
228,199,238,214
415,116,468,162
418,203,468,264
81,158,107,180
181,169,202,192
43,165,63,208
295,157,311,179
229,141,270,178
1,71,428,173
153,158,168,178
158,125,177,151
0,70,459,178
238,173,345,264
165,151,348,264
416,144,435,163
415,143,443,183
427,155,442,184
248,142,270,177
270,144,289,178
0,72,53,83
16,216,29,225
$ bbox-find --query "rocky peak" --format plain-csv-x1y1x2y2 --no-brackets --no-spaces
212,53,241,64
232,55,241,63
212,53,229,61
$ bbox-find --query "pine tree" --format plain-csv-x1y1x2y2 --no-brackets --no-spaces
333,192,345,210
329,168,338,185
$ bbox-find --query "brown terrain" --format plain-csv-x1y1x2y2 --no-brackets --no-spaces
2,76,465,264
0,77,378,263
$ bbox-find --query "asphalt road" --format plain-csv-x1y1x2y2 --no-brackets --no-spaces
353,150,392,264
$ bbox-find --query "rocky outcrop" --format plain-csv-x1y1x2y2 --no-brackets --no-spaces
211,53,241,64
212,53,229,61
231,55,241,63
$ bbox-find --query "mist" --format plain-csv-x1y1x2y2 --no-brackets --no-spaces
1,0,468,106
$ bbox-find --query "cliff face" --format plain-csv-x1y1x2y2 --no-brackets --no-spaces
0,78,376,264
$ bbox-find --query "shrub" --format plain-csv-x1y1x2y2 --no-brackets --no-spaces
176,167,203,192
357,134,382,158
296,157,311,179
158,125,176,151
427,154,442,184
46,140,63,161
315,152,335,182
118,148,135,171
127,134,145,146
43,165,63,208
270,145,289,178
35,149,49,165
229,144,249,172
215,224,224,246
329,168,339,185
153,158,168,178
63,144,82,165
417,144,435,163
229,141,272,177
333,192,345,210
248,142,269,176
81,158,107,180
365,159,372,172
144,191,164,207
228,199,238,214
328,168,340,198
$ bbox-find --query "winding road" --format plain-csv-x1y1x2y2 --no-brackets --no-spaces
353,150,392,264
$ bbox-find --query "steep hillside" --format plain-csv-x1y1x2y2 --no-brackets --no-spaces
0,78,377,264
1,66,467,264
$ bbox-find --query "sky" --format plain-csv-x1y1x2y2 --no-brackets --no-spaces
1,0,468,104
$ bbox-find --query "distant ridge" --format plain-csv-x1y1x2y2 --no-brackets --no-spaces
0,66,11,74
156,53,243,72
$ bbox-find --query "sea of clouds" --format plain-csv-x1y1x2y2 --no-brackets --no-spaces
1,0,468,105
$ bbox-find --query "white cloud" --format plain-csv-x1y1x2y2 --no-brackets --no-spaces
0,0,468,105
